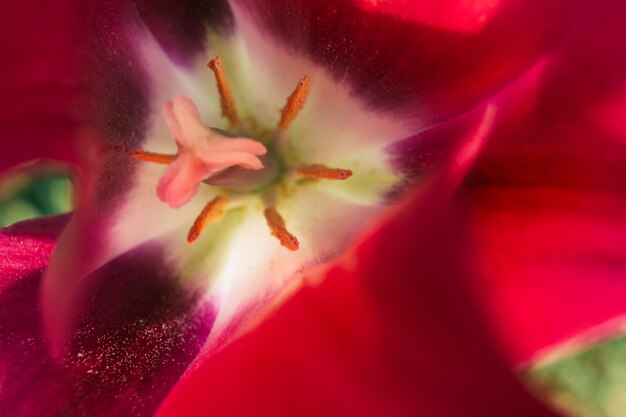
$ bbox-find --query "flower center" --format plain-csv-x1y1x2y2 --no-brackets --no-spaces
130,56,352,250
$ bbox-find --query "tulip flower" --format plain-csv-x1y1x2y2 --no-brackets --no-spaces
1,0,626,416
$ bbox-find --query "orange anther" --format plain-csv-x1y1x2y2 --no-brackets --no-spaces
187,196,228,243
130,150,177,165
263,207,299,251
208,57,241,129
297,164,353,180
278,75,311,131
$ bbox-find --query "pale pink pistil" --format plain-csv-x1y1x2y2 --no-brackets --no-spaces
156,95,266,208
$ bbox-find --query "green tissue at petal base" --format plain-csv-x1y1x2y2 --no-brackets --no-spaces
0,173,72,227
525,334,626,417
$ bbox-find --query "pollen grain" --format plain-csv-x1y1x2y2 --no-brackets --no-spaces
187,196,228,243
208,56,241,129
278,75,311,131
264,207,299,251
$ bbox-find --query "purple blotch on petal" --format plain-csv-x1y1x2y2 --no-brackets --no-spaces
135,0,234,65
0,239,214,417
85,1,152,211
385,108,484,202
87,0,150,149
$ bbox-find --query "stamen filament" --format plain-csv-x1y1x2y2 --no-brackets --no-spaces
297,164,353,180
278,75,311,131
207,57,241,129
264,207,299,251
131,150,177,165
187,196,228,243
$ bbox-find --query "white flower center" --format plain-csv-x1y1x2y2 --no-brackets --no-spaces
131,56,353,250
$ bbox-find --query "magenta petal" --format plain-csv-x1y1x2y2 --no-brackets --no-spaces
0,215,69,290
353,0,503,33
0,217,215,417
0,1,83,170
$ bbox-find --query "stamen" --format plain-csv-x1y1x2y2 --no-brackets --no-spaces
264,207,299,251
187,196,228,243
278,75,311,131
207,57,241,129
297,164,353,180
131,150,177,165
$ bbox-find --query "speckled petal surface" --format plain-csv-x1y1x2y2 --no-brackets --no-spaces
0,216,215,417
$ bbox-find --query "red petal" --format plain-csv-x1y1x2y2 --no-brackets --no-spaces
156,174,557,416
465,1,626,364
466,121,626,364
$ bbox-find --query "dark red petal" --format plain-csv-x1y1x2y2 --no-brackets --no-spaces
539,0,626,121
156,177,558,417
0,217,215,417
0,1,84,171
465,121,626,364
464,1,626,364
230,0,568,124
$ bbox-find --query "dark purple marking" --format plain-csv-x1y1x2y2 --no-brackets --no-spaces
0,239,214,417
233,0,568,126
385,107,483,202
83,0,151,212
135,0,234,65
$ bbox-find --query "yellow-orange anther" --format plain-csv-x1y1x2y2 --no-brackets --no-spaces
278,75,311,131
207,57,241,128
131,150,177,165
187,196,228,243
297,164,353,180
264,207,299,251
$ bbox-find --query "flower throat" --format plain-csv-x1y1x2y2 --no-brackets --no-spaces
130,57,352,250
